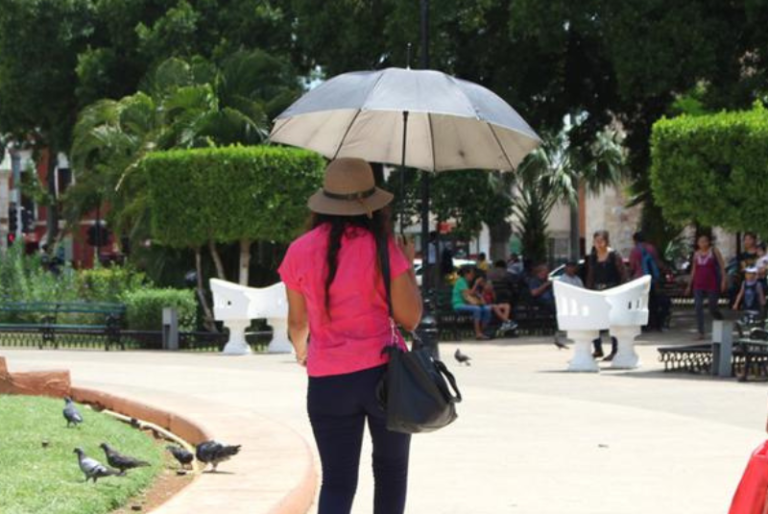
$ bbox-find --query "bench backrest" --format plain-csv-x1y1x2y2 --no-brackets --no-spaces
210,279,287,320
553,281,611,331
603,276,651,326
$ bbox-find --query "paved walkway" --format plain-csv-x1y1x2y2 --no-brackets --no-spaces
2,322,766,514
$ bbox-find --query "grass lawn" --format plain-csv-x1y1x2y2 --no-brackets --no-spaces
0,395,164,514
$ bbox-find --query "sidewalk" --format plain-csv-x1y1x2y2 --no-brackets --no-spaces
2,321,764,514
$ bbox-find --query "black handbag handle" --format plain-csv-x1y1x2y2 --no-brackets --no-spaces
434,359,462,403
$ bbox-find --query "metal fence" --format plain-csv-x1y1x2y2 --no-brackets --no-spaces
0,328,272,353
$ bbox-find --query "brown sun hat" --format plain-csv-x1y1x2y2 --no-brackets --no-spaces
308,158,394,217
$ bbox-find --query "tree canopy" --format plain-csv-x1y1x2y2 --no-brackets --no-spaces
651,102,768,235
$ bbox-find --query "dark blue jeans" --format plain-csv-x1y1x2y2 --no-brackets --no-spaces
307,365,411,514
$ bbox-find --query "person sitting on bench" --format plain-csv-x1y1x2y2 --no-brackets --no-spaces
452,266,494,340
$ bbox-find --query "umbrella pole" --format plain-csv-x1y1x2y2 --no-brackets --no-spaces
399,111,409,237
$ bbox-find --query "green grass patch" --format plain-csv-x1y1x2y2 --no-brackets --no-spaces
0,395,163,514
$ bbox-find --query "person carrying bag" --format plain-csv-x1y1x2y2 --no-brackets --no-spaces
376,230,462,434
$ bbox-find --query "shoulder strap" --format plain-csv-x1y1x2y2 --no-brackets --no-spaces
377,232,393,317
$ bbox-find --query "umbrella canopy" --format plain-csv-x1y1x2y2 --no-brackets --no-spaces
269,67,540,172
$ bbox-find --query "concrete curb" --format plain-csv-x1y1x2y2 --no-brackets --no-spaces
1,355,318,514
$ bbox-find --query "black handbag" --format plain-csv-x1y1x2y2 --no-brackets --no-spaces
375,234,462,434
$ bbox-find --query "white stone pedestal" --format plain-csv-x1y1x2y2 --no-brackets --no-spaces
267,318,293,354
222,320,253,355
610,325,641,369
567,329,600,372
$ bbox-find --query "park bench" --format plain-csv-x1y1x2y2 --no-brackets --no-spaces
209,279,289,355
658,331,768,382
554,276,651,372
0,301,125,350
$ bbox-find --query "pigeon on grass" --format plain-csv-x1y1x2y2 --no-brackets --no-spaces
99,443,150,474
454,348,471,366
166,445,194,469
196,441,241,472
74,448,121,483
63,397,83,428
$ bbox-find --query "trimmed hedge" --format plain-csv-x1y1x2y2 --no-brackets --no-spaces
142,145,325,248
123,288,197,331
651,102,768,234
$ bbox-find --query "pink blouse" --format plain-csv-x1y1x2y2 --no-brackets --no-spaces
278,224,410,377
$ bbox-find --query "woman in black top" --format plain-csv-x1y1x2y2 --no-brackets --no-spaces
585,230,628,360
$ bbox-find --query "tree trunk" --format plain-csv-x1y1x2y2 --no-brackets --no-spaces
46,146,59,242
239,238,251,285
569,201,579,260
208,239,226,279
195,246,217,332
489,220,512,262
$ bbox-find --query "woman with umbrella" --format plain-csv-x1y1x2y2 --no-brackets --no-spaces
279,157,422,514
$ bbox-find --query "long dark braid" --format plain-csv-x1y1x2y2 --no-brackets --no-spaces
312,209,391,316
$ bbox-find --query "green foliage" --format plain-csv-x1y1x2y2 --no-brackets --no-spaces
76,267,149,303
0,395,162,514
68,52,300,244
387,169,511,241
0,246,79,307
651,103,768,235
123,288,196,331
143,146,324,248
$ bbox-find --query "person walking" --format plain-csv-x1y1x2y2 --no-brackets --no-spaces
585,230,628,360
629,231,668,330
279,158,422,514
686,234,726,340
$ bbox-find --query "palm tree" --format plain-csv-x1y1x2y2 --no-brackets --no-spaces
513,127,626,265
68,50,300,327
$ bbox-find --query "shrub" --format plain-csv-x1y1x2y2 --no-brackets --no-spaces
77,266,149,303
122,288,197,331
143,145,325,248
651,102,768,234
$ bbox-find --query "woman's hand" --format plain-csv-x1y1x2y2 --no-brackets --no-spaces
295,348,307,367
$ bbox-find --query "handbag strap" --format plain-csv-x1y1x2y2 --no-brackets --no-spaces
434,359,462,403
377,231,394,317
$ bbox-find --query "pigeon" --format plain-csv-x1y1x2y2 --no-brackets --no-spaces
63,397,83,428
99,443,150,474
166,445,194,469
195,440,241,472
454,348,471,366
74,448,121,483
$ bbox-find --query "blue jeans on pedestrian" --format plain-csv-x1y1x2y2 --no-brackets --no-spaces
694,289,721,335
308,365,411,514
454,304,492,324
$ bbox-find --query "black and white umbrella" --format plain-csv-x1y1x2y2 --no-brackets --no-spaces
269,67,540,172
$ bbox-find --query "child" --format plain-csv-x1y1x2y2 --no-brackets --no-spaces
733,267,766,316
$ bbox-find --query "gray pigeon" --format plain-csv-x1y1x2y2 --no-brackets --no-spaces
166,445,194,469
73,448,120,483
63,397,83,428
195,440,241,472
454,348,471,366
99,443,150,474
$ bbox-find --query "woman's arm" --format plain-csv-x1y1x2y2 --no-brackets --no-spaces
391,239,423,331
687,253,698,295
286,288,309,366
615,251,629,283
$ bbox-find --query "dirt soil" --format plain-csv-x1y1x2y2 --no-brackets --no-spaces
112,429,196,513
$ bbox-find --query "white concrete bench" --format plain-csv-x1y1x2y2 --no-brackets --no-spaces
605,276,651,369
553,281,612,372
210,279,291,355
554,276,651,372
